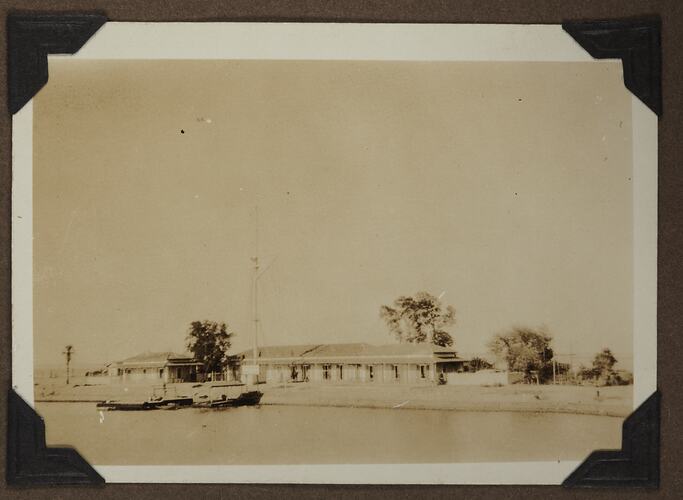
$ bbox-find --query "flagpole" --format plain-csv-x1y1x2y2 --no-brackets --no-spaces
251,254,260,384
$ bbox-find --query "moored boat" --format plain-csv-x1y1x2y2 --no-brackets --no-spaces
96,384,194,411
204,390,263,408
96,400,154,411
96,396,194,411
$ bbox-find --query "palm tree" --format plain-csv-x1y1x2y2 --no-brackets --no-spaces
63,345,74,385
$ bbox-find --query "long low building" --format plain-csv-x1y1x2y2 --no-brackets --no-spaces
106,352,202,384
238,343,486,385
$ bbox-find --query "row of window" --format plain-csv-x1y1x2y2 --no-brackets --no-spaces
121,368,165,377
317,364,430,381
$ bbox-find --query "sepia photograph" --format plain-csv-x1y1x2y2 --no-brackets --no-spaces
11,23,657,484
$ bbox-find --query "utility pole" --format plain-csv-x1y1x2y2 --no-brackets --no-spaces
63,345,73,385
247,203,260,386
251,254,278,365
253,205,259,362
569,340,576,376
251,255,260,366
247,205,277,385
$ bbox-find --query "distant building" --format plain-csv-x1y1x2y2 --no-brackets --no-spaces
106,352,202,384
237,342,515,385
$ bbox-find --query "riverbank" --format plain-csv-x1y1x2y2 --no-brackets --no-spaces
259,383,631,417
34,378,632,417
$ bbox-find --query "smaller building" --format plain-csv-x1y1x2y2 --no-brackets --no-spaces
107,352,202,384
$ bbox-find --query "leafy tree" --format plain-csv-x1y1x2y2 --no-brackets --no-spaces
487,327,554,383
380,291,456,347
592,348,617,377
607,370,633,386
186,321,234,375
578,364,596,380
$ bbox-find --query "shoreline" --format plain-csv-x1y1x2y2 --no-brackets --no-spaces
34,398,629,418
257,400,629,418
34,382,632,418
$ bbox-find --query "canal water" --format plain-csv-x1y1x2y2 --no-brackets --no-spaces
36,403,623,465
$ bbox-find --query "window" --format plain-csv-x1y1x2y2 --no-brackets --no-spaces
420,365,428,379
323,364,331,380
337,365,343,380
143,369,147,374
368,365,374,380
159,369,163,378
393,365,399,380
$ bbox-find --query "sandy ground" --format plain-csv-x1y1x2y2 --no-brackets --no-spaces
34,377,632,417
259,383,632,417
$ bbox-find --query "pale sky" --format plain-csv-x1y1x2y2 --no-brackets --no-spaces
33,59,633,368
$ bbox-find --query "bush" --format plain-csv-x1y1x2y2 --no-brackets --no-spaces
606,370,633,386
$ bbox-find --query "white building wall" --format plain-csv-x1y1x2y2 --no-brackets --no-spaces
121,367,165,384
240,359,452,385
85,374,111,385
357,364,365,382
310,364,323,382
366,364,380,383
382,364,399,383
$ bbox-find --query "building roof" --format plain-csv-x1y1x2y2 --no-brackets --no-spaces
241,344,324,360
111,352,201,368
239,342,461,364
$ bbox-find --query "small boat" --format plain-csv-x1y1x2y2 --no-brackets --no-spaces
205,390,263,408
96,396,194,411
192,383,263,409
96,400,155,411
96,385,194,411
155,397,194,408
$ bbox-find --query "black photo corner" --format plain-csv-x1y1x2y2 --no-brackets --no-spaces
5,13,661,488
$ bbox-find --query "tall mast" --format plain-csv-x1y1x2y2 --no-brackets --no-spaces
249,205,277,379
252,255,259,362
252,205,259,364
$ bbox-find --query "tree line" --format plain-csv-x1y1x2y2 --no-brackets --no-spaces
379,291,632,386
169,289,631,386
